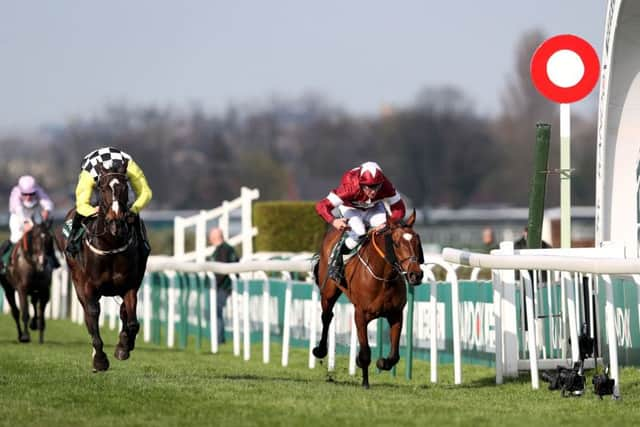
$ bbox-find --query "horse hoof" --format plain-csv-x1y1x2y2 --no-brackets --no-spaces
93,354,110,372
376,358,390,371
312,346,327,359
114,346,130,361
19,335,30,343
362,382,370,389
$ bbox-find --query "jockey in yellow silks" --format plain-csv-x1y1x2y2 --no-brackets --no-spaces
65,147,152,257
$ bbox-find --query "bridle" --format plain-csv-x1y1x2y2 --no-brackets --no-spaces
358,225,424,282
84,171,133,255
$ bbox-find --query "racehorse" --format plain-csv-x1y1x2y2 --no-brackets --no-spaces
0,220,56,344
62,161,148,372
312,210,424,388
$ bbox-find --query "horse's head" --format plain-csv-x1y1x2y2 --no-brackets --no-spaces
22,220,54,273
381,210,424,286
96,161,130,238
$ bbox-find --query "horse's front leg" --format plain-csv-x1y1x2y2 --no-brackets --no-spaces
377,311,403,371
312,282,342,359
17,289,30,343
115,289,140,360
355,309,372,389
82,292,109,372
1,279,24,342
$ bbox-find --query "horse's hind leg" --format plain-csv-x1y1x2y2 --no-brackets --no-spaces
376,311,403,371
17,290,30,343
115,289,140,361
29,298,38,330
312,284,342,359
355,309,372,389
37,289,50,344
83,294,109,371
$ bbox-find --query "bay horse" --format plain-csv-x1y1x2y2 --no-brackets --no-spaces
62,161,148,372
312,210,424,388
0,220,56,344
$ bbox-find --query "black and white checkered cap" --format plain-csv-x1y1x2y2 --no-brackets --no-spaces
81,147,132,180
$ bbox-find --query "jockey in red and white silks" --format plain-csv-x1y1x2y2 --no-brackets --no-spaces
316,161,406,250
8,175,53,244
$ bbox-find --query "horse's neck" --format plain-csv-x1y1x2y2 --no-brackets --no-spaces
353,237,393,278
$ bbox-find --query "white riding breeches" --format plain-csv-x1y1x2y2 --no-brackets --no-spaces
338,202,387,249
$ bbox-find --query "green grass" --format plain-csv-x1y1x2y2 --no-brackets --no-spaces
0,315,639,427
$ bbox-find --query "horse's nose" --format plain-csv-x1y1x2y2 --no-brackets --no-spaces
408,271,423,285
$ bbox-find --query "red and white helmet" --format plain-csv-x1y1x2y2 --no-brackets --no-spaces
358,162,384,186
18,175,37,195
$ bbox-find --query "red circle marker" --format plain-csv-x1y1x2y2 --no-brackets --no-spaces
530,34,600,103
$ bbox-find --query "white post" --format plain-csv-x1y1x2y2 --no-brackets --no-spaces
493,269,503,384
563,272,580,362
602,274,620,398
309,284,318,369
429,269,438,383
281,276,293,367
232,275,240,357
560,102,572,248
143,275,151,343
196,211,207,263
348,308,357,376
243,277,251,361
522,270,539,390
499,242,518,377
167,271,177,348
447,269,462,385
328,315,336,372
221,201,230,240
262,275,270,364
174,216,185,258
241,187,255,260
208,273,218,354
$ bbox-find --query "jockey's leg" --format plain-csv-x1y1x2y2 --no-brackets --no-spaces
0,239,13,272
365,202,388,230
65,212,85,257
134,214,151,257
46,241,61,269
328,208,366,281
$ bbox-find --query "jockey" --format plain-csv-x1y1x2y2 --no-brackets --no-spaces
0,175,59,271
65,147,152,258
315,161,406,280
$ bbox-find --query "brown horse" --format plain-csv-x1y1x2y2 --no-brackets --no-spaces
62,161,148,372
312,211,424,388
0,220,56,344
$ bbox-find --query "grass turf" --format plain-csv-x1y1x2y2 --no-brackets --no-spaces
0,314,639,426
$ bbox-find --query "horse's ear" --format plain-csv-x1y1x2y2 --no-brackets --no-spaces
95,163,105,176
385,210,393,226
406,209,416,227
45,218,53,229
120,159,129,173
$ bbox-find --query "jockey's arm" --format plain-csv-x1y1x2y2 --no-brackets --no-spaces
126,159,152,214
387,195,406,222
36,187,54,212
75,170,98,216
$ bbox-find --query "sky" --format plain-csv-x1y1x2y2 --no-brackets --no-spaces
0,1,607,133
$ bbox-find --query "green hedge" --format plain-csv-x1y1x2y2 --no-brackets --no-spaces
254,201,327,252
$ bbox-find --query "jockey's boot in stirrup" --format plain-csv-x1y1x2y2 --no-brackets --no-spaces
0,239,12,273
65,213,84,258
134,215,151,257
328,241,349,281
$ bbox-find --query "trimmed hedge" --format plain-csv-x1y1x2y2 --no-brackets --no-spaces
253,201,327,252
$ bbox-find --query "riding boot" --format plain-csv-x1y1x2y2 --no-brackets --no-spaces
135,214,151,257
65,213,85,258
46,242,61,269
0,239,12,273
328,241,350,282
